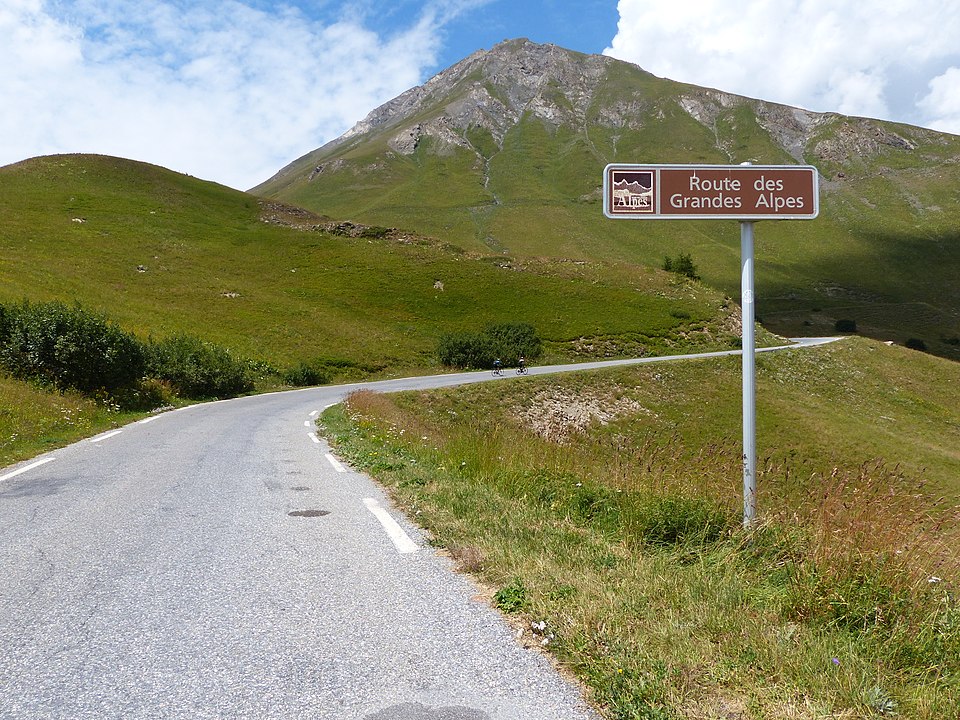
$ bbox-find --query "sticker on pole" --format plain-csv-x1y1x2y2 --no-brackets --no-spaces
603,164,819,220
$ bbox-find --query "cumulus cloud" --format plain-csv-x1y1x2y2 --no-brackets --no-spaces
0,0,457,188
920,67,960,133
605,0,960,134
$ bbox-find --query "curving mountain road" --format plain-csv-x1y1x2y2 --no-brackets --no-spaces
0,339,838,719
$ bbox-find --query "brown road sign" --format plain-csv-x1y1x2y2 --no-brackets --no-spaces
603,164,819,220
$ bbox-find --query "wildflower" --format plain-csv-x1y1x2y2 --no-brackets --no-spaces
832,658,840,666
928,576,943,584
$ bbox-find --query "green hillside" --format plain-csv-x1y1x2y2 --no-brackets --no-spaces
255,40,960,362
0,154,738,371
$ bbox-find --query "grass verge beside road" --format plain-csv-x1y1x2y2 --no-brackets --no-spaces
0,374,146,467
320,337,960,719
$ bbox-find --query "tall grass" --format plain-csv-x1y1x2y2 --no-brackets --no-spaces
321,339,960,718
0,373,140,466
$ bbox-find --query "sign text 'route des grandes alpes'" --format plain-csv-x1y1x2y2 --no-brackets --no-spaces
603,164,819,220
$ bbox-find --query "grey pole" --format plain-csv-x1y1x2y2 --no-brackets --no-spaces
740,219,757,528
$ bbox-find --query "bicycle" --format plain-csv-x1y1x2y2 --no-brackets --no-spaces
516,365,528,375
492,367,503,376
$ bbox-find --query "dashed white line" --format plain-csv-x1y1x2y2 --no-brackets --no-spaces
309,410,319,418
1,457,55,484
308,432,321,444
324,453,347,472
138,416,162,425
90,430,123,443
303,420,312,427
363,498,418,554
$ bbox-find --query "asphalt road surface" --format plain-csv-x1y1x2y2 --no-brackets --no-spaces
0,339,838,719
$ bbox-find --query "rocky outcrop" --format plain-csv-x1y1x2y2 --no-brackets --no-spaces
340,39,616,155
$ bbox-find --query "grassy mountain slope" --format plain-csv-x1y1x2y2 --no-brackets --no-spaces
255,40,960,361
1,154,740,372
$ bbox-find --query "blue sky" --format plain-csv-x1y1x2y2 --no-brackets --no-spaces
3,1,959,190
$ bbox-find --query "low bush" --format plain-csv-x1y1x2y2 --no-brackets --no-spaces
834,318,857,332
436,331,491,369
905,337,927,351
282,362,331,387
437,322,543,368
110,378,176,412
147,334,253,398
663,252,700,280
0,300,145,395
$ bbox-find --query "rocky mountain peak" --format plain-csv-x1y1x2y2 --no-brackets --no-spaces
258,38,950,195
339,39,616,154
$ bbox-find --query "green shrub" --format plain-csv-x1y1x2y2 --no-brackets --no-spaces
437,331,491,369
147,334,252,398
663,252,700,280
282,362,331,387
437,322,543,368
905,337,927,351
110,378,176,412
485,322,543,363
835,319,858,332
0,300,145,394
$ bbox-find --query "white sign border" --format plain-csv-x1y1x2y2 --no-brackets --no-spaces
603,163,820,221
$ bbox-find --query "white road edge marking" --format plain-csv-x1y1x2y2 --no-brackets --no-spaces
138,416,162,424
303,420,311,427
325,453,347,473
308,432,321,444
90,430,123,443
1,457,55,483
363,498,418,554
309,410,319,418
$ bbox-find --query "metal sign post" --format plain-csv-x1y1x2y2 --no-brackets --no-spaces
602,163,819,528
740,220,756,527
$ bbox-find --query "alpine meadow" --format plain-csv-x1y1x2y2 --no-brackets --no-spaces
2,38,959,720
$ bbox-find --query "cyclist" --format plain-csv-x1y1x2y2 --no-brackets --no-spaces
517,355,526,373
493,358,503,375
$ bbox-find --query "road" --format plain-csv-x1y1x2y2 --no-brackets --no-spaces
0,339,838,719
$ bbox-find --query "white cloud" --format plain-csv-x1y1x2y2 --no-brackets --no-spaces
920,67,960,133
0,0,449,188
605,0,960,135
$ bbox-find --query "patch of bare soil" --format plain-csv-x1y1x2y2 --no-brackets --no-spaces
514,386,653,443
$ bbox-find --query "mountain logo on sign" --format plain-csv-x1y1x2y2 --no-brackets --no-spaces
611,171,654,213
